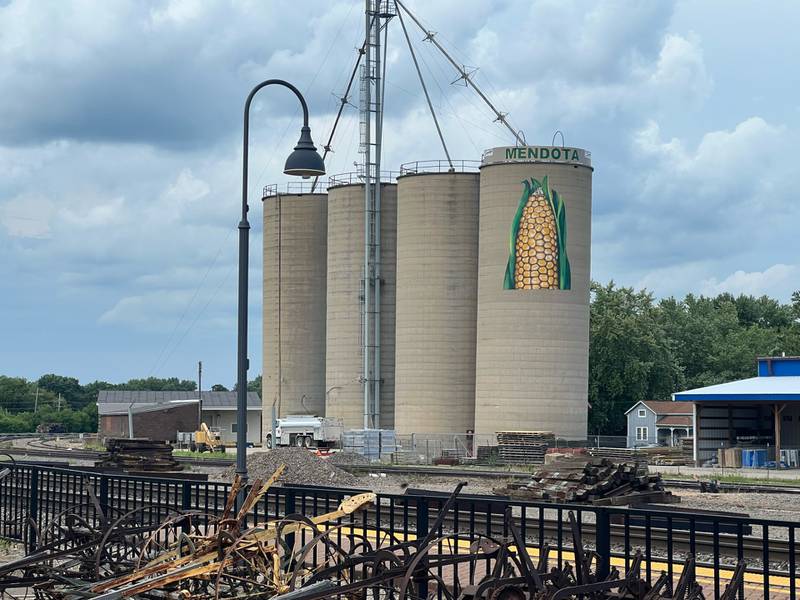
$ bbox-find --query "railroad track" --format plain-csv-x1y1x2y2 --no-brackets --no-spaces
338,464,800,494
7,444,800,494
1,446,235,468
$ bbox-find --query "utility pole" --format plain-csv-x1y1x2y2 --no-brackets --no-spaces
198,361,203,428
57,394,62,412
34,387,39,412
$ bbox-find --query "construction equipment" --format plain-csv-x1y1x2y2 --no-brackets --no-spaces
185,423,225,453
266,415,343,449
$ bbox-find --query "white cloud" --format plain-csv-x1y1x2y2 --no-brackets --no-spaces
148,0,206,28
153,168,211,222
646,33,712,104
61,196,126,228
701,264,800,300
0,194,54,238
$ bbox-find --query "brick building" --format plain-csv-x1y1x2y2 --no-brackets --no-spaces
97,391,262,444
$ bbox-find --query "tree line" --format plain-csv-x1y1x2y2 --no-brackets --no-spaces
0,375,262,433
589,282,800,434
2,284,798,435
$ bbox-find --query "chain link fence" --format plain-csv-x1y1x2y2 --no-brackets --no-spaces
347,432,630,465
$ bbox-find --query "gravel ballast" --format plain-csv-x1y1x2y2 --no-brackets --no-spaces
223,448,359,486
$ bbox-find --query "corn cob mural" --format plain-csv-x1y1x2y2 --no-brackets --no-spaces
503,177,571,290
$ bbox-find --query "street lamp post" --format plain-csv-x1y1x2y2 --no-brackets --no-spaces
236,79,325,483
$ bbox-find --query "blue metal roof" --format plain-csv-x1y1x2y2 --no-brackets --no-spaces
673,376,800,402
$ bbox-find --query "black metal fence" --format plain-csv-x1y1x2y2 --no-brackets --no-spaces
1,464,797,599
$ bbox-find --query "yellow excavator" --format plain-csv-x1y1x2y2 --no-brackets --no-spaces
189,423,226,453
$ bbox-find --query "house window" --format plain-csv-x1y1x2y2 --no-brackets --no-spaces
638,409,646,418
231,423,248,433
636,427,648,441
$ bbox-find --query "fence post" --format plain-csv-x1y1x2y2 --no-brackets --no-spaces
594,507,611,580
99,474,109,518
284,488,297,550
414,496,430,599
181,481,192,511
27,467,39,551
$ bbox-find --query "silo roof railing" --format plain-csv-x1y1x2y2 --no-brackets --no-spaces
262,181,328,198
327,171,400,187
399,159,481,175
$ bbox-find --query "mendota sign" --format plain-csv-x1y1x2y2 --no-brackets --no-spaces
482,146,592,167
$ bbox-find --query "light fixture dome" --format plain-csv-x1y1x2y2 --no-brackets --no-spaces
283,126,326,177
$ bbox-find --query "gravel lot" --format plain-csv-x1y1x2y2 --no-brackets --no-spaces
676,488,800,523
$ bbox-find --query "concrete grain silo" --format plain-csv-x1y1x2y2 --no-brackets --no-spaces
474,146,593,440
394,165,480,434
325,175,397,429
262,185,328,427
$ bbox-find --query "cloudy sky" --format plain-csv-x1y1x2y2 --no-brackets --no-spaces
1,0,798,388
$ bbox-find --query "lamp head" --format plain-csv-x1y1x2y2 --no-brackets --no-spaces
283,126,326,177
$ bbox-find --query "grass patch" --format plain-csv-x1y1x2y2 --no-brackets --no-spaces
0,538,15,551
173,450,234,460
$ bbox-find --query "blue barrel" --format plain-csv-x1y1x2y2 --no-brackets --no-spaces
754,449,767,467
742,449,752,467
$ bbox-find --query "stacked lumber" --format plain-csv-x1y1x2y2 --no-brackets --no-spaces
498,456,678,506
681,437,695,464
588,446,646,463
95,438,181,472
642,445,691,466
496,431,554,465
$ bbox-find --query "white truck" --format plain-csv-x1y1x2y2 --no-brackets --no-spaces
266,415,343,449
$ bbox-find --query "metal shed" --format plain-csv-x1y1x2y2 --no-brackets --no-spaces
674,356,800,465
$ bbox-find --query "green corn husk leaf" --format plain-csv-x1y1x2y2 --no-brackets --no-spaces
503,179,533,289
551,188,571,290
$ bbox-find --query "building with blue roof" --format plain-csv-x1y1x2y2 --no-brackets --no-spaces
674,356,800,465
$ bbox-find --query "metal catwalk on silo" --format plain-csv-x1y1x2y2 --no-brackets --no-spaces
474,146,593,440
394,161,480,435
325,172,398,430
262,183,328,426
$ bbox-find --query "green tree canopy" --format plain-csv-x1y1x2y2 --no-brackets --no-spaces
588,282,683,434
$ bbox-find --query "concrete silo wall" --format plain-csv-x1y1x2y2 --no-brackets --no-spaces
394,172,480,434
474,148,592,439
262,193,327,425
325,182,397,429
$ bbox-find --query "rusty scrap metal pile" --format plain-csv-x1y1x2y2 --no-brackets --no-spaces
0,470,746,600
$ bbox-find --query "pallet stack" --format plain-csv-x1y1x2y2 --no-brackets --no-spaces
95,438,182,472
498,456,677,506
496,431,555,465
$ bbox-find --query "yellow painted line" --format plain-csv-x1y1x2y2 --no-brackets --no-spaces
332,525,793,591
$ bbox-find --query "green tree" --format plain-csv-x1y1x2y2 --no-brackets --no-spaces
211,384,229,391
121,377,196,391
588,282,683,435
0,376,36,413
247,375,262,396
656,292,795,389
37,374,85,409
234,375,262,396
